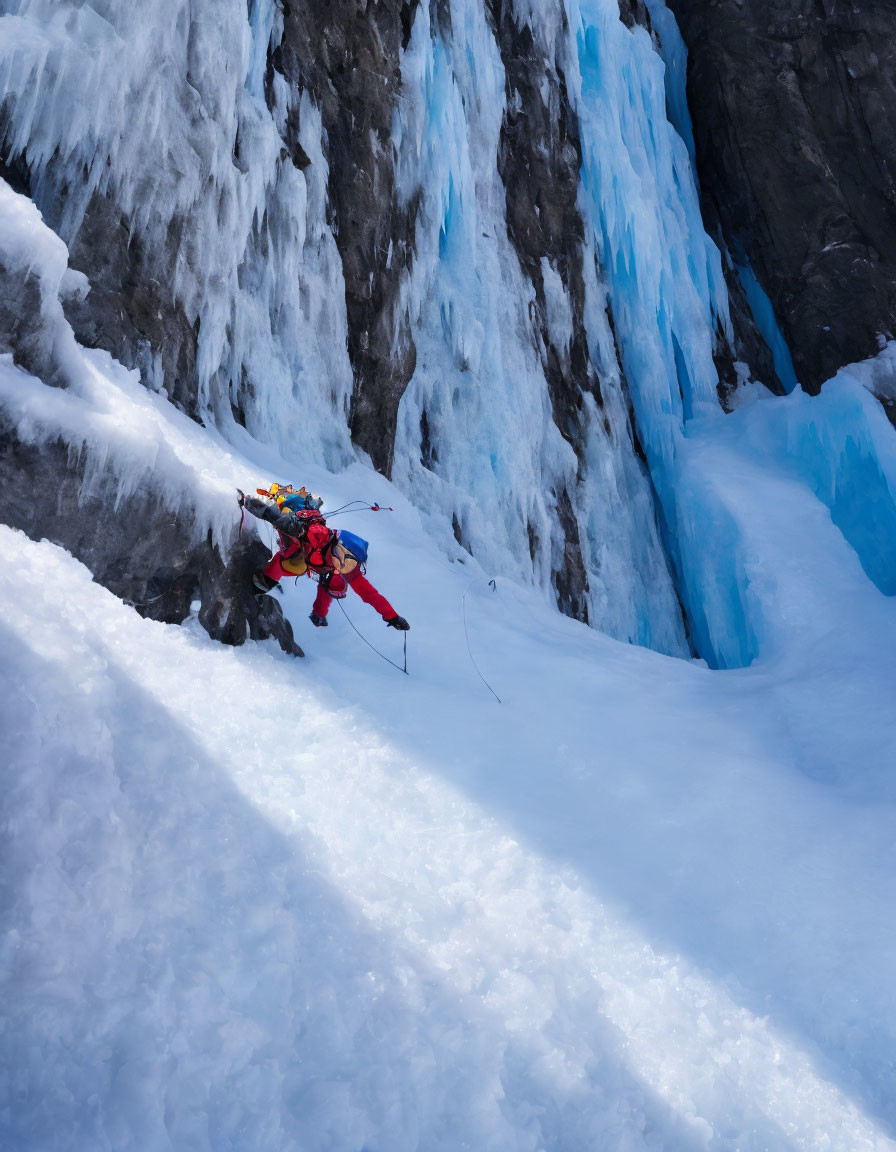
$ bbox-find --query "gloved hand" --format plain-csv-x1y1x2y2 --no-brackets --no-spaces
386,615,410,631
237,488,246,507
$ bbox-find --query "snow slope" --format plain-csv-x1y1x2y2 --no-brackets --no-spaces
2,348,896,1150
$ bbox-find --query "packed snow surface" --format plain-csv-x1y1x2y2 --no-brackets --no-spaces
3,342,896,1150
2,2,896,1146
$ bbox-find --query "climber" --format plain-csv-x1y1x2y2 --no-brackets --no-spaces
238,484,410,631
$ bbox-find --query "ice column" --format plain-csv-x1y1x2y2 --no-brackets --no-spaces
390,0,690,656
0,0,354,468
564,0,762,666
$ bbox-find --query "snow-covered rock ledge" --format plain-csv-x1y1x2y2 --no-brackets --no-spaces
0,181,301,655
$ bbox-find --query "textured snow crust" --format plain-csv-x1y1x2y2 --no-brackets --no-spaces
3,360,896,1147
1,230,896,1146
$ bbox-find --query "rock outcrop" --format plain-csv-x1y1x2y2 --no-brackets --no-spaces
0,178,302,658
272,0,419,476
0,425,303,656
0,426,304,654
487,0,594,620
666,0,896,392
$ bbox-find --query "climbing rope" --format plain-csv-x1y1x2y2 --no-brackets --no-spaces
462,581,502,703
336,598,408,675
325,501,394,518
325,499,374,514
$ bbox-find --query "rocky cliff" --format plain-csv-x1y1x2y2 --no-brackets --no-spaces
1,0,892,665
666,0,896,400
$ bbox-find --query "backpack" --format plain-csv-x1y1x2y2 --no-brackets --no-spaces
267,495,331,567
258,483,323,513
335,529,369,564
326,529,368,577
305,521,331,551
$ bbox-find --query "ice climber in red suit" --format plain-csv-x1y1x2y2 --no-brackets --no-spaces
239,484,410,631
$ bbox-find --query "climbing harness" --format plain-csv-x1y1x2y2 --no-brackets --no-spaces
337,598,408,676
462,580,502,703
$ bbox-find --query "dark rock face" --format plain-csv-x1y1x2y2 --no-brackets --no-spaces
617,0,654,32
0,190,301,657
490,8,592,439
0,117,202,420
0,265,63,388
61,191,201,420
273,0,420,476
0,426,303,657
486,0,598,622
666,0,896,392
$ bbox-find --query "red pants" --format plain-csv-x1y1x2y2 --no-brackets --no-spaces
263,540,306,581
312,568,396,620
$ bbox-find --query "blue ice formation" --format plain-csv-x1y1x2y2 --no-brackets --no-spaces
3,0,894,672
734,260,800,395
570,0,762,667
391,0,691,658
760,357,896,596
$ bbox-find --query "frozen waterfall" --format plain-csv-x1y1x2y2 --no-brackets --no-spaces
1,0,895,667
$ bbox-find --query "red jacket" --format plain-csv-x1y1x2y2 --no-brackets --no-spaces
244,492,398,619
246,495,336,572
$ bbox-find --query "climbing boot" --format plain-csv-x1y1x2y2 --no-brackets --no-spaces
252,570,278,594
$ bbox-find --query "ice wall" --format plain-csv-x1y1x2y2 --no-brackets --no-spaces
737,345,896,599
571,0,758,667
8,0,887,668
557,0,896,664
0,0,769,665
0,0,353,469
0,0,692,657
390,0,690,655
484,0,767,667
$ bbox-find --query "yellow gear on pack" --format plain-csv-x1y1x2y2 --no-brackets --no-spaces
255,483,314,511
279,551,308,576
254,483,322,578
